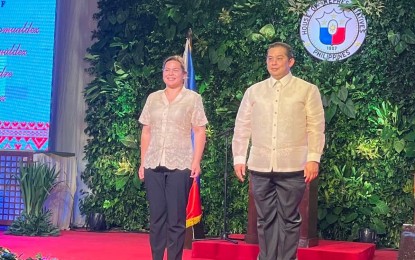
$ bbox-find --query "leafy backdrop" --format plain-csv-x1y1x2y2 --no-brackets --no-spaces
81,0,415,247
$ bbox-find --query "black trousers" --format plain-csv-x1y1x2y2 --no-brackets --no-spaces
144,167,192,260
250,171,306,260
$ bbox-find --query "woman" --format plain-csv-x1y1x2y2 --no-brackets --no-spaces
138,55,208,260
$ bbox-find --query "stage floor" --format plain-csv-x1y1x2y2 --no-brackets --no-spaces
0,230,398,260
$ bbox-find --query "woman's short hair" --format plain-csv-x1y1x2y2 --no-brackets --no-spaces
162,55,186,71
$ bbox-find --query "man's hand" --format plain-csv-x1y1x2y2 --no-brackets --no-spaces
234,164,246,182
304,161,319,183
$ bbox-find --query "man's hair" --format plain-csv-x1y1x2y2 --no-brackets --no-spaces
267,42,294,59
162,55,186,71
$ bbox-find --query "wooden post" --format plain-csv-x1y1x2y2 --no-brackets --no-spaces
298,178,319,247
244,181,258,244
244,177,319,248
184,222,205,249
396,173,415,259
184,227,193,249
398,224,415,260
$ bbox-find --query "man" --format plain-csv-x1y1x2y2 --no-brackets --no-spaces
232,42,325,260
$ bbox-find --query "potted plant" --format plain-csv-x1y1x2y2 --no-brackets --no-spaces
79,193,107,231
86,211,107,231
5,162,60,236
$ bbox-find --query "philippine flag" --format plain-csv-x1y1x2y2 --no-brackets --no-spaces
317,9,351,45
183,34,203,228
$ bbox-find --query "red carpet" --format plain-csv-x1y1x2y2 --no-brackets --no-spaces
191,236,398,260
0,230,398,260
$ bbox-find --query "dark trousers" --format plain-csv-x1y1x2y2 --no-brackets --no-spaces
250,171,306,260
144,168,192,260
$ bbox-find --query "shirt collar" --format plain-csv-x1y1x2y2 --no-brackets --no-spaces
162,86,186,105
270,72,293,88
269,76,277,87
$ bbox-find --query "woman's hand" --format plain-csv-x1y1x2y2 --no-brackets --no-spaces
138,165,145,181
190,161,201,178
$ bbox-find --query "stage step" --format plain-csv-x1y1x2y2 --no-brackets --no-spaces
191,239,375,260
298,240,375,260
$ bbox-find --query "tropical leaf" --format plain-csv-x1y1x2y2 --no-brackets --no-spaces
326,213,339,225
393,139,405,153
387,30,400,46
344,212,359,223
250,33,266,42
338,86,348,102
338,99,356,118
259,24,275,40
395,41,408,54
402,29,415,44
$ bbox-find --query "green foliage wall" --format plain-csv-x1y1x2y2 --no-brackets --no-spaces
82,0,415,247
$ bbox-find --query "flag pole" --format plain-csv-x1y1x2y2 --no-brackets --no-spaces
187,28,192,47
183,28,206,249
183,28,239,245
